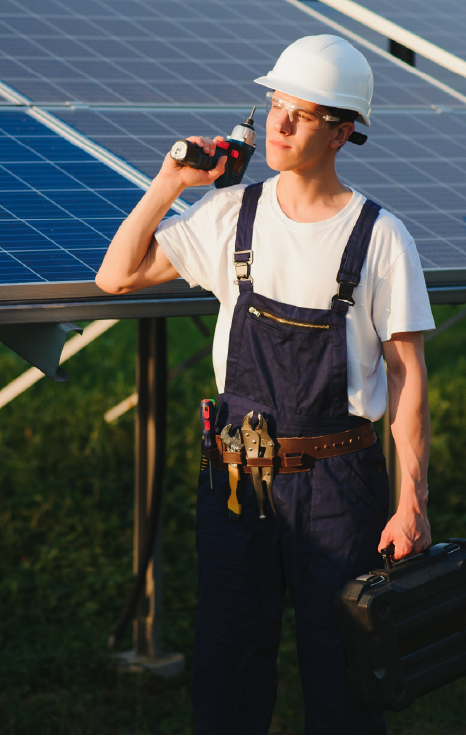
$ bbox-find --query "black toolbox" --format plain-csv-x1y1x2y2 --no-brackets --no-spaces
335,539,466,711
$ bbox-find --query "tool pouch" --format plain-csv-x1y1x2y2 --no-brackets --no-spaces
201,442,220,461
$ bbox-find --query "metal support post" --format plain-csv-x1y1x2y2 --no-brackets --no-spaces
117,317,184,677
134,316,165,655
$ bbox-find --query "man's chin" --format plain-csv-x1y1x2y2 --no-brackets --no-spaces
265,151,297,172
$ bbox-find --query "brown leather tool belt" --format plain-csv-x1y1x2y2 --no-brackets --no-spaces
203,421,377,474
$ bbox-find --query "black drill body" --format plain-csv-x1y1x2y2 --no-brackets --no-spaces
170,107,257,188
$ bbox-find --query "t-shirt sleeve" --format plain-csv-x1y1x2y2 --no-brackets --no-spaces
373,238,435,342
155,186,243,292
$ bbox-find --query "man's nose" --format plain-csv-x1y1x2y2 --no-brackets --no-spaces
274,108,292,134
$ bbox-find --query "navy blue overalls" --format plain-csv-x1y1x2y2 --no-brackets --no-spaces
193,184,390,735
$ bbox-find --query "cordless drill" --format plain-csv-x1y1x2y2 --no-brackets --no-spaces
170,107,257,188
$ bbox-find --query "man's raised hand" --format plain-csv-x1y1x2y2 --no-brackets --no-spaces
160,135,227,190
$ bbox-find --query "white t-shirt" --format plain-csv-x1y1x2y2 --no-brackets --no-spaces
156,176,435,422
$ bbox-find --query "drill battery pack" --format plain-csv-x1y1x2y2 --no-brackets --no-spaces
334,539,466,711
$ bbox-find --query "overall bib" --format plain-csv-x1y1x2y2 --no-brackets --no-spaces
193,184,390,735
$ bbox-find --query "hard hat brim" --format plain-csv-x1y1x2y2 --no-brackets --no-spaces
254,74,371,127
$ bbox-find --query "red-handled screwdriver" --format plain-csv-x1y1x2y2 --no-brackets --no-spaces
200,398,216,491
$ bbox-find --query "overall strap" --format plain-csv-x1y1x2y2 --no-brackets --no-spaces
234,182,263,293
333,199,381,306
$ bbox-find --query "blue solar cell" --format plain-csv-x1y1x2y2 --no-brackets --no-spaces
96,189,143,212
0,113,51,136
58,161,141,189
17,137,95,162
0,168,31,190
0,138,43,163
18,251,96,280
0,110,145,286
32,220,111,248
48,190,127,218
7,163,86,190
81,218,127,238
0,221,60,251
0,251,46,284
0,191,71,219
0,206,18,219
70,248,109,269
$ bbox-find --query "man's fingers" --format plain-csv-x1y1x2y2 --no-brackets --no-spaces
392,544,413,561
391,535,430,560
186,136,216,155
378,528,394,553
208,155,227,181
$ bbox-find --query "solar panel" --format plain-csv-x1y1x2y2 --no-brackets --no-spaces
0,0,466,308
52,105,466,277
0,108,211,321
0,0,460,108
0,109,143,287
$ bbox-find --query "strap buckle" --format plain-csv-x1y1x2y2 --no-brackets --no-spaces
333,281,356,306
233,250,253,285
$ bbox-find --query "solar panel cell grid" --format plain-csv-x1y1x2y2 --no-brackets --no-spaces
0,0,465,303
0,0,460,107
0,110,148,286
52,104,466,270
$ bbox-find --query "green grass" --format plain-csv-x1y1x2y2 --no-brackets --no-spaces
1,306,466,734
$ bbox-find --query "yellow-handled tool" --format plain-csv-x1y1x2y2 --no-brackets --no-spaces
221,424,244,522
228,464,242,518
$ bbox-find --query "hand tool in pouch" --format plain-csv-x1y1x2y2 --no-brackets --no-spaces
220,424,244,522
241,411,276,519
335,538,466,711
199,398,216,491
170,107,257,188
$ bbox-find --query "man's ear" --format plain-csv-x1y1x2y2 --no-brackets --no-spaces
330,122,355,150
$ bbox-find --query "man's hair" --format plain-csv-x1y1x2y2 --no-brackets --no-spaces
325,107,359,126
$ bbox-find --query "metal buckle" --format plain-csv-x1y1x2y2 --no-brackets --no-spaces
333,281,355,306
233,250,253,284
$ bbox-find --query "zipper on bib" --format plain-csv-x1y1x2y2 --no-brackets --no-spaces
248,306,330,330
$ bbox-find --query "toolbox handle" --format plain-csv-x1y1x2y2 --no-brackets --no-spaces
380,543,432,570
379,540,465,575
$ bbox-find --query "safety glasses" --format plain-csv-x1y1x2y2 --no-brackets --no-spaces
265,91,340,128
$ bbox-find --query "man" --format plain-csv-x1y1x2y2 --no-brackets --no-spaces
96,35,433,735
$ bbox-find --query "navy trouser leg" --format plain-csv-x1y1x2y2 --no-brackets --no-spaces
193,466,285,735
277,443,389,735
193,441,390,735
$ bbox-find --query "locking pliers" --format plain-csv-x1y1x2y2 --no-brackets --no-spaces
241,411,276,519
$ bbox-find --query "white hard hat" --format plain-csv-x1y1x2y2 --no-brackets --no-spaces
254,35,373,127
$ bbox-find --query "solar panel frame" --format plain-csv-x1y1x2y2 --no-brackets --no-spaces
45,104,466,274
300,0,466,99
320,0,466,63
